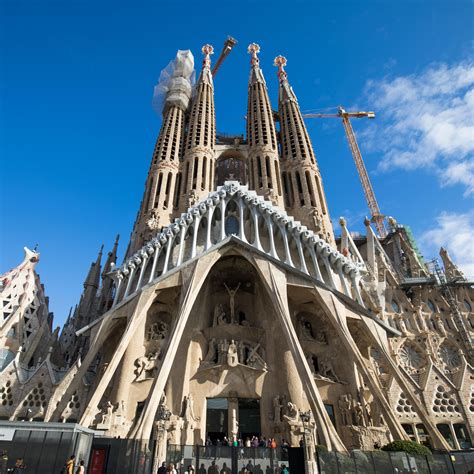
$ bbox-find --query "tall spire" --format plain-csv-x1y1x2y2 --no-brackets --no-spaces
84,245,103,290
179,44,216,210
274,55,335,245
98,235,120,314
246,43,284,207
101,235,119,279
128,50,194,256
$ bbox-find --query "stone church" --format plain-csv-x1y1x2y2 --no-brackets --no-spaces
1,42,473,466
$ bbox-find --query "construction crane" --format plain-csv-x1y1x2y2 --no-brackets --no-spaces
211,36,238,77
303,107,388,238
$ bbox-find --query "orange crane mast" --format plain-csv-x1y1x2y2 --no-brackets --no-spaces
212,36,238,77
303,107,388,238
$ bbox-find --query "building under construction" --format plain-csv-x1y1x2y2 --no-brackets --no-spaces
0,40,473,473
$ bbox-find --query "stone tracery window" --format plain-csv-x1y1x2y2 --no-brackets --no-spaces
396,392,416,414
426,299,436,313
437,343,461,370
398,343,425,371
432,385,460,415
0,380,13,407
391,299,401,313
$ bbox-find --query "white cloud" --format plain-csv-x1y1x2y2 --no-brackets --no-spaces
419,211,474,279
364,60,474,196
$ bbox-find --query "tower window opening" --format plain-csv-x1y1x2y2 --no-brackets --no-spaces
154,173,163,208
144,176,153,213
209,160,213,191
305,171,316,207
202,157,207,190
193,157,198,189
184,162,190,193
282,172,291,207
265,156,272,189
295,171,304,206
275,160,282,195
257,157,263,188
163,172,172,209
174,173,182,208
288,175,295,208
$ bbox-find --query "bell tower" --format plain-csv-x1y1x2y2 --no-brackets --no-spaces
274,55,335,245
246,43,284,207
179,44,217,211
128,50,194,256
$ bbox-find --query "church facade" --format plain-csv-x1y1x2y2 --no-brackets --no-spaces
1,43,473,468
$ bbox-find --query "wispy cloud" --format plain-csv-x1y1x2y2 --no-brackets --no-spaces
363,60,474,196
418,211,474,278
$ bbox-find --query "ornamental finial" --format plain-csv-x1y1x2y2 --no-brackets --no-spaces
274,55,287,81
248,43,261,67
201,44,214,69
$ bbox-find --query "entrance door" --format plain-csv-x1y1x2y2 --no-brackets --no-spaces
206,398,228,443
238,399,261,440
89,447,108,474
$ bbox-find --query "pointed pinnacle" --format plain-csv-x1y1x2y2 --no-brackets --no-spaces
201,44,214,69
248,43,261,66
274,55,287,81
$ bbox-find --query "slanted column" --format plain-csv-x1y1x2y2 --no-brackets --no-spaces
149,241,162,283
278,222,294,267
321,248,337,289
336,262,351,297
135,250,149,292
265,215,278,259
162,233,174,274
191,214,202,258
219,196,227,241
123,263,137,299
112,273,124,307
251,208,263,251
308,243,323,281
205,206,215,250
238,197,248,243
294,231,309,274
176,225,187,266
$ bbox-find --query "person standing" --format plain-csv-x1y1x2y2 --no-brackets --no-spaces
166,463,177,474
62,455,75,474
158,461,167,474
75,460,85,474
8,458,25,473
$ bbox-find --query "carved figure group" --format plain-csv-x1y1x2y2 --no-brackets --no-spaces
201,338,267,370
299,318,327,344
307,352,341,383
272,395,301,424
146,321,168,341
338,393,373,427
97,400,126,431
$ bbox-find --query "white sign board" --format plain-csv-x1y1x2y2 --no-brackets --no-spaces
0,428,15,441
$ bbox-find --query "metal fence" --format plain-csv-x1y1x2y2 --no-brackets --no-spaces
165,445,474,474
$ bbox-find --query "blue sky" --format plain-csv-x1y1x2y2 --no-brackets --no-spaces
1,0,473,329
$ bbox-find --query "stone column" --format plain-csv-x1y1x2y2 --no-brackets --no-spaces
228,396,239,442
